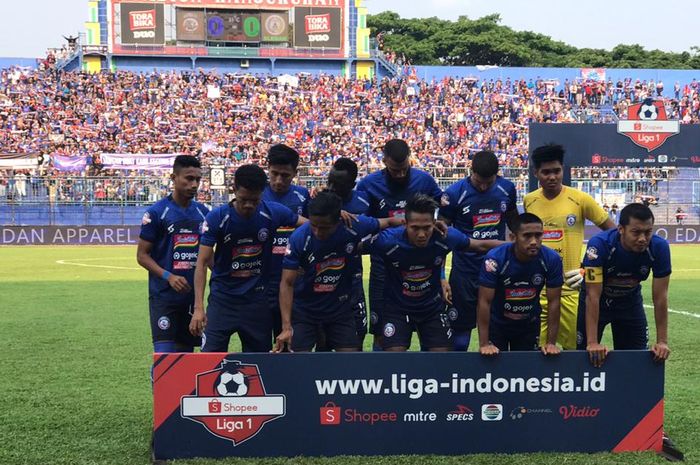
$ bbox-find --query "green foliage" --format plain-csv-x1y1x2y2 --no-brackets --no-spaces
368,12,700,69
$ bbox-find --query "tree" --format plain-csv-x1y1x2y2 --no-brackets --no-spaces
367,12,698,69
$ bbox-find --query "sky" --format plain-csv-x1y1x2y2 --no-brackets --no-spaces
0,0,696,58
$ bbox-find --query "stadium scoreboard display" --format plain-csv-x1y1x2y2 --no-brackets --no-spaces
111,0,346,53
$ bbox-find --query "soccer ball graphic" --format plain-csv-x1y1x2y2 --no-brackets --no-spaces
216,370,249,397
637,99,658,120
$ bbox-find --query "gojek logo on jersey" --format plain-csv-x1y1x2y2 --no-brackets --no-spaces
231,245,263,277
314,257,345,292
400,268,432,297
172,233,199,269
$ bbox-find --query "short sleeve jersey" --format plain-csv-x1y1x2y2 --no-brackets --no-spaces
583,229,671,306
439,176,517,274
365,227,470,315
200,201,298,297
524,186,609,293
262,184,309,285
283,215,379,315
139,195,209,303
479,243,564,325
357,168,442,276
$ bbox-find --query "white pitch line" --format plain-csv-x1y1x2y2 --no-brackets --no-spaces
56,258,140,271
644,304,700,319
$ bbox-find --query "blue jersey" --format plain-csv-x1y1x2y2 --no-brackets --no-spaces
262,185,309,285
283,215,380,315
583,229,671,306
139,196,209,303
341,191,371,287
439,176,517,275
201,201,298,298
365,227,470,315
479,243,563,325
357,168,442,278
357,168,442,220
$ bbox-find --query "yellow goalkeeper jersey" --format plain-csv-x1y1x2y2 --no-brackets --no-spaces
524,186,610,294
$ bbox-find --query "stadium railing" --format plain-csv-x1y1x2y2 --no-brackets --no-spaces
1,168,697,226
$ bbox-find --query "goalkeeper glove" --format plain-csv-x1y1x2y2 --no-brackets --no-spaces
565,268,584,290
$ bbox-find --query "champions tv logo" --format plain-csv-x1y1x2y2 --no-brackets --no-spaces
617,98,680,152
180,360,285,445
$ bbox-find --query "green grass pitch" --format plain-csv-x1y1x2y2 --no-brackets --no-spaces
0,245,698,465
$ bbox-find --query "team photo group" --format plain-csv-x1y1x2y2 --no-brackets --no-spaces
136,140,671,366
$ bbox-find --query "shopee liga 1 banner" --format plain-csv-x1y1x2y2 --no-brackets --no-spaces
293,7,341,49
153,351,664,460
119,3,165,45
528,122,700,191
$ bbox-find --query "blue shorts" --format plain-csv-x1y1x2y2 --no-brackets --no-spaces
292,305,358,352
447,269,478,331
149,297,201,348
576,295,648,350
380,304,452,350
202,288,272,353
489,318,540,351
368,261,385,336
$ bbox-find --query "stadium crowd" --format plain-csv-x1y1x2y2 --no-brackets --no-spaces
1,67,699,181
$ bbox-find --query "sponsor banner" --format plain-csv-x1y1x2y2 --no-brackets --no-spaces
153,352,663,460
581,68,606,82
293,7,341,49
261,12,288,42
177,9,206,41
582,225,700,245
113,0,341,8
1,226,139,245
210,165,226,190
119,3,165,45
51,154,88,172
100,153,178,171
0,153,39,169
206,11,261,42
528,123,700,191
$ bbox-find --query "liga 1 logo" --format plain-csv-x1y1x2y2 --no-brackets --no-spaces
617,98,680,151
180,359,285,445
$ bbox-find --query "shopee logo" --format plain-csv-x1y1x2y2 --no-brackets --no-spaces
320,402,341,425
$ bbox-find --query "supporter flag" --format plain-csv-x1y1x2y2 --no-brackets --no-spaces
51,154,88,172
581,68,606,82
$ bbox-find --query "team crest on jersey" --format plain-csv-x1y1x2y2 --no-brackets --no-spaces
586,247,599,260
383,323,396,337
500,201,508,212
441,194,450,207
447,308,458,321
142,212,152,225
566,214,577,227
157,316,170,330
258,228,269,242
531,274,544,286
484,259,498,273
345,243,355,254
